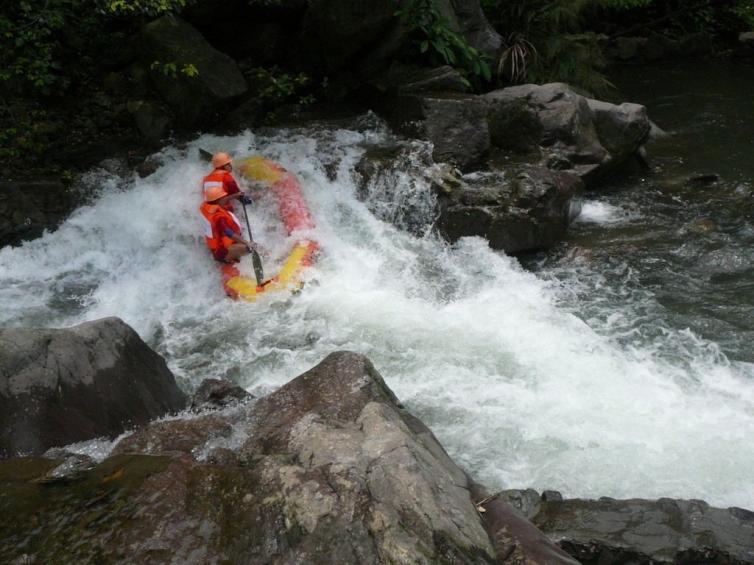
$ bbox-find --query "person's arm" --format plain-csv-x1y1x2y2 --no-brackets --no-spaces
224,174,241,196
217,216,256,249
229,232,258,250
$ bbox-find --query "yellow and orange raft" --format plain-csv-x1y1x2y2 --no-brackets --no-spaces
217,156,318,301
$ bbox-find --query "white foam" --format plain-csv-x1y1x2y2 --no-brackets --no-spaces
1,124,753,510
576,200,637,225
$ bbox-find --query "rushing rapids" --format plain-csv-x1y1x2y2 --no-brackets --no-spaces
1,109,753,511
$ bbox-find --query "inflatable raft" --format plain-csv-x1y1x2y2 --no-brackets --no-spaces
217,156,318,301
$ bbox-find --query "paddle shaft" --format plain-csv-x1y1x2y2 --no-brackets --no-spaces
240,199,265,285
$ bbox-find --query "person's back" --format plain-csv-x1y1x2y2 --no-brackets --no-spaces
202,152,241,202
200,185,254,264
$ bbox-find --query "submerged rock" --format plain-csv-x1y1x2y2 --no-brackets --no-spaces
141,15,247,126
0,317,187,458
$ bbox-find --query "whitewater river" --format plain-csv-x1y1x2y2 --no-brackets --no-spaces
1,64,753,511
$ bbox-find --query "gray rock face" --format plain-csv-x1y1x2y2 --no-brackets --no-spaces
141,15,247,125
449,0,503,58
390,93,491,170
0,178,74,248
485,83,651,185
498,489,754,564
478,494,579,564
0,352,501,563
0,317,186,458
300,0,400,74
436,165,583,254
238,351,498,563
127,99,172,142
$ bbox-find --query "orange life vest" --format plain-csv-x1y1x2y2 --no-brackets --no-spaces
202,170,233,201
199,202,242,251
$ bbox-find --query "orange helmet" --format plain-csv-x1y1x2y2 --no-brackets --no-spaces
211,152,232,169
205,185,228,202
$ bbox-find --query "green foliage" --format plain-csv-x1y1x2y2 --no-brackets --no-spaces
0,0,189,96
0,104,55,163
482,0,754,93
732,2,754,27
107,0,186,15
396,0,492,89
0,0,72,94
150,61,199,78
486,0,613,94
250,67,314,106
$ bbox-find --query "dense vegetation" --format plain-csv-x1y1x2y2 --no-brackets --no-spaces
478,0,754,92
1,0,753,171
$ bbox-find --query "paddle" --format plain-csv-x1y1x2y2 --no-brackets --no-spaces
241,198,265,286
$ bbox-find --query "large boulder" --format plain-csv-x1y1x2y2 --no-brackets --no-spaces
354,143,582,252
141,15,247,126
436,165,583,254
300,0,401,74
388,93,491,170
0,352,511,563
485,83,651,185
498,489,754,564
449,0,503,59
0,317,186,458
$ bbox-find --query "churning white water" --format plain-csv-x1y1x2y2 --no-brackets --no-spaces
2,120,753,510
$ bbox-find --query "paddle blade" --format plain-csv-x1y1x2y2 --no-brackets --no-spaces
251,250,264,285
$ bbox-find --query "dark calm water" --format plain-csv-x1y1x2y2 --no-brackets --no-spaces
528,60,754,364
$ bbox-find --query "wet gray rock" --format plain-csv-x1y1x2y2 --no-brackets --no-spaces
0,352,505,563
141,15,247,125
0,317,187,458
685,173,721,188
485,83,651,185
388,93,490,170
235,351,498,563
477,494,579,564
436,165,583,253
450,0,503,59
190,378,253,410
353,143,442,235
135,156,163,178
498,489,754,564
39,449,97,482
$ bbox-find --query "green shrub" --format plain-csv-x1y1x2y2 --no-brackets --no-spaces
396,0,492,90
